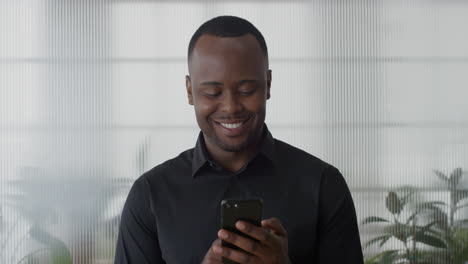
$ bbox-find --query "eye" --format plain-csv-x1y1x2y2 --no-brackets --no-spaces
200,87,221,97
238,87,257,96
239,91,254,96
204,91,221,97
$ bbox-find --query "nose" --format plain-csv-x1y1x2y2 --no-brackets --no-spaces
219,91,243,114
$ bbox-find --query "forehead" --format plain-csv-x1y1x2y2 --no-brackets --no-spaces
189,34,266,80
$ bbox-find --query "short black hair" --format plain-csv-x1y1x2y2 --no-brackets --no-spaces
187,16,268,65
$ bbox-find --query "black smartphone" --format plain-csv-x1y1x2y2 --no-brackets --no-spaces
220,198,263,264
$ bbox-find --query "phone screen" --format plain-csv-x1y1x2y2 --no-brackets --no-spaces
220,199,263,264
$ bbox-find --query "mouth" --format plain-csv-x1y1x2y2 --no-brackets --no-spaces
212,117,251,136
213,118,249,127
218,121,244,129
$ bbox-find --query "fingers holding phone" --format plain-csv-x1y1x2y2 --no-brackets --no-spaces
219,199,262,264
216,219,290,264
214,199,290,264
202,239,223,264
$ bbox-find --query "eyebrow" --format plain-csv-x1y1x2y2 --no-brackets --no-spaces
199,81,223,86
240,79,259,84
199,80,259,86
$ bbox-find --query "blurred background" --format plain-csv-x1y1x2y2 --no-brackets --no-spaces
1,0,468,263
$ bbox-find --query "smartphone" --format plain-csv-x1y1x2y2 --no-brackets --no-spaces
220,198,263,264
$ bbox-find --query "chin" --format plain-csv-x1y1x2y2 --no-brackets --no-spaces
214,137,250,153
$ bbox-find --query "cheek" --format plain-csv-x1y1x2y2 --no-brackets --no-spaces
248,95,267,113
194,99,218,119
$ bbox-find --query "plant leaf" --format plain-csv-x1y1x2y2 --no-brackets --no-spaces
407,201,445,225
16,248,50,264
386,191,403,215
452,228,468,245
413,233,447,248
379,250,402,264
415,201,449,230
449,168,464,188
384,223,410,242
364,234,393,248
417,201,446,209
365,250,400,264
434,169,449,183
415,250,451,264
396,186,418,206
379,235,392,247
454,246,468,264
361,216,390,225
396,185,416,196
28,225,72,264
454,190,468,205
406,212,418,225
414,221,438,237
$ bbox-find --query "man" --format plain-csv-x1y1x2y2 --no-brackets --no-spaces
115,16,363,264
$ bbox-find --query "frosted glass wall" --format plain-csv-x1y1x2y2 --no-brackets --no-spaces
1,0,467,263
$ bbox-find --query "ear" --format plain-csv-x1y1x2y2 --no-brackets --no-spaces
266,69,272,100
185,75,194,105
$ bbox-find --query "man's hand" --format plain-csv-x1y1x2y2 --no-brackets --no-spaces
203,217,290,264
202,239,224,264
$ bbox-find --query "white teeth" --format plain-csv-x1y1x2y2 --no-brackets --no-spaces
220,122,243,129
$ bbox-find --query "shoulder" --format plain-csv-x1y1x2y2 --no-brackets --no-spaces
270,138,349,210
274,138,334,174
137,147,194,185
272,138,346,191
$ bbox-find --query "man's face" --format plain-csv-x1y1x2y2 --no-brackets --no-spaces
186,34,271,153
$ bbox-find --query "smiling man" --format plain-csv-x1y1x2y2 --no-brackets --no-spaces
115,16,364,264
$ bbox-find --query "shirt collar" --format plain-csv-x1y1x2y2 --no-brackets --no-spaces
191,123,276,177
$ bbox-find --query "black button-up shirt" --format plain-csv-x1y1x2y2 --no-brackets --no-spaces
115,124,364,263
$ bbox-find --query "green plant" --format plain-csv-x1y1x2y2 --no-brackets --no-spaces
416,168,468,263
362,189,446,264
1,135,150,263
16,225,72,264
0,217,72,264
362,168,468,264
1,167,132,264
